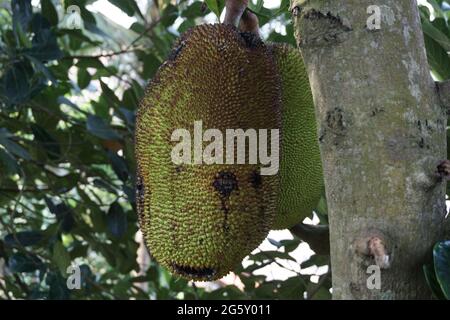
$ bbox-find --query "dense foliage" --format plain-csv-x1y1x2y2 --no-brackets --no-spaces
0,0,449,300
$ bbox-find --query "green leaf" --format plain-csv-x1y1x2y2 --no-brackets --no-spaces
249,6,272,25
300,254,329,269
0,139,30,160
8,252,42,273
249,250,297,263
253,281,280,299
314,192,328,223
12,0,33,34
41,0,58,26
130,22,146,34
77,57,105,70
424,33,450,80
46,271,70,300
0,148,19,175
178,19,196,34
240,260,272,273
4,231,44,247
25,14,62,61
280,239,300,252
57,205,75,232
121,87,139,110
308,284,331,300
86,115,121,140
182,2,208,18
424,264,446,300
100,81,121,107
433,241,450,299
57,96,83,113
428,0,445,18
107,0,138,17
141,52,161,79
0,129,31,160
249,0,264,13
170,277,189,292
161,5,179,27
421,14,450,52
77,68,91,89
274,0,290,16
25,54,57,84
107,201,127,238
1,62,32,105
267,238,282,248
107,150,129,182
204,0,224,20
278,276,306,299
30,124,61,160
93,178,117,193
49,174,79,194
52,241,71,275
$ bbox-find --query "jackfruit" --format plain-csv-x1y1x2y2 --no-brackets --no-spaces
272,43,323,229
135,24,281,281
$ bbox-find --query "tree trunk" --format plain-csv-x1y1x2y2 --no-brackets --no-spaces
291,0,448,299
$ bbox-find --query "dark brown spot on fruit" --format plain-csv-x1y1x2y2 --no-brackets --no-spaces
249,170,262,189
136,173,145,213
175,166,183,173
213,171,238,199
171,263,217,280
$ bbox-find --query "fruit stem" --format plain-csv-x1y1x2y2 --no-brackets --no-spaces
239,9,260,37
224,0,248,26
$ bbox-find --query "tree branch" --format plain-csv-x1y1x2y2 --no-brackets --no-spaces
63,48,141,60
239,9,260,36
126,17,161,50
224,0,249,26
0,187,50,193
63,17,161,61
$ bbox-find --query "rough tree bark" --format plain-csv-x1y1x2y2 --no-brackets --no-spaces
291,0,449,299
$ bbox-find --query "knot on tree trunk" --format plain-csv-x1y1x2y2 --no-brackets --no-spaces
292,7,352,48
355,230,392,270
367,237,390,269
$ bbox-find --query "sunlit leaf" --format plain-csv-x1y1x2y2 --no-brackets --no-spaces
86,115,121,140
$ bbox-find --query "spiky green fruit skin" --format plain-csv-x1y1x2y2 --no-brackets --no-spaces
135,24,281,281
272,44,324,230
